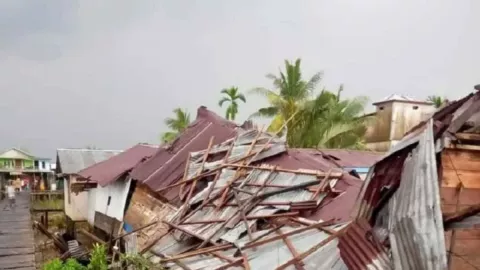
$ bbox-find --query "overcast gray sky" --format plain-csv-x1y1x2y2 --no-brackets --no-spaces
1,0,479,157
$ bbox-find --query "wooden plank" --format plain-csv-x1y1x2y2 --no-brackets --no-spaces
447,143,480,151
442,169,480,189
0,192,36,269
94,211,121,235
0,247,35,256
456,133,480,141
0,254,35,268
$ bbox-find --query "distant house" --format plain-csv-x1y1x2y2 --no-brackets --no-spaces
365,94,436,152
55,148,122,231
0,147,53,191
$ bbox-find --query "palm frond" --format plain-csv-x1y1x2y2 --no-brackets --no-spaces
305,72,323,93
218,97,230,107
249,107,279,119
160,131,178,143
237,93,246,103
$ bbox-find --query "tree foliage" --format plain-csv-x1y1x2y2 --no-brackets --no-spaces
43,244,107,270
427,95,448,108
160,108,191,143
250,59,369,149
218,86,246,120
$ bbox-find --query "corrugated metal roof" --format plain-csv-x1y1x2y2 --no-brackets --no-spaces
386,121,447,269
56,148,122,174
263,149,363,223
150,219,391,270
77,144,158,186
296,148,385,168
130,106,241,199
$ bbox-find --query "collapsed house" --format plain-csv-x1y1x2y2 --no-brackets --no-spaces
353,89,480,269
133,128,382,270
65,106,384,269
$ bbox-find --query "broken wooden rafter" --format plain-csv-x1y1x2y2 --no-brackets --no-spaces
77,228,107,245
225,163,343,177
275,228,305,270
185,136,215,203
159,243,234,262
241,220,333,250
444,204,480,226
181,212,300,225
275,226,346,270
233,190,253,241
112,220,158,242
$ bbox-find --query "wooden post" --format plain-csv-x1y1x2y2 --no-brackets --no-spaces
45,211,49,229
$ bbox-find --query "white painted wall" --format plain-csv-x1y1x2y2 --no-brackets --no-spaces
64,175,89,221
39,160,52,172
87,188,97,225
92,177,132,222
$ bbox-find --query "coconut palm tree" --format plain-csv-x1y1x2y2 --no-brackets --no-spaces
290,85,370,149
161,108,191,143
427,95,448,108
218,87,246,120
249,58,322,144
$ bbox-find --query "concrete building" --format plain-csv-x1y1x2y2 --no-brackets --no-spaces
365,94,436,152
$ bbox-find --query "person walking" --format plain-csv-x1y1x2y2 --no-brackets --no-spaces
4,181,16,210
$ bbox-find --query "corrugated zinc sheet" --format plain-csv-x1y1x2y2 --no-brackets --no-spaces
175,167,339,244
130,107,240,199
185,129,287,180
301,149,385,168
56,148,122,174
78,144,158,186
265,149,363,222
386,120,447,270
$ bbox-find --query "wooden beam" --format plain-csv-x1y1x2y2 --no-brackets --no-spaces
446,143,480,151
456,132,480,141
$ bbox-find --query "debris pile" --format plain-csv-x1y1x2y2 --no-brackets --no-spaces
139,130,378,269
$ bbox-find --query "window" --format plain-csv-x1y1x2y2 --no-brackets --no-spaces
379,106,384,111
41,161,45,169
413,106,419,110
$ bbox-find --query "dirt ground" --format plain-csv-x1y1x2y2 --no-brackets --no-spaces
33,212,65,268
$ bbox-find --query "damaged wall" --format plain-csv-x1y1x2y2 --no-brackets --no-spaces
124,184,177,250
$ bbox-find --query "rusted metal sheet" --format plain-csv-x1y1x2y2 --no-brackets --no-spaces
78,143,158,187
130,107,243,200
386,121,447,269
56,148,122,174
309,149,384,168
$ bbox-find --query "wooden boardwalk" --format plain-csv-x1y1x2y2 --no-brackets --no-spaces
0,192,36,270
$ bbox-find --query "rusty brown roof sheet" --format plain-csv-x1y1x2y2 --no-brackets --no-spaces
248,148,363,222
338,219,392,270
77,144,159,186
314,149,384,168
130,106,240,197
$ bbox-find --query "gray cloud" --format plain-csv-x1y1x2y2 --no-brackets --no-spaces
0,0,479,157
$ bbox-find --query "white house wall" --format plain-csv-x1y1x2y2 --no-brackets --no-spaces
93,178,132,222
64,176,89,221
87,188,97,225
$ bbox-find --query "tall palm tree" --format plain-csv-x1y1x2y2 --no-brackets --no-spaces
427,95,448,108
290,85,370,149
249,58,322,145
218,87,246,120
161,108,191,143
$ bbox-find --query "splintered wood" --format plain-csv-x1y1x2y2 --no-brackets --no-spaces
150,130,346,269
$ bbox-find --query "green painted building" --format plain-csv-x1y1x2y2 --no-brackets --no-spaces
0,148,53,193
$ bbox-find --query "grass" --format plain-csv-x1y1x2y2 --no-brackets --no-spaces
31,198,64,210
